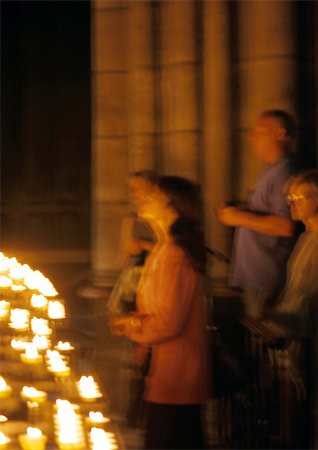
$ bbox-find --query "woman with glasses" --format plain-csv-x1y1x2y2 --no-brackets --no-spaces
270,169,318,336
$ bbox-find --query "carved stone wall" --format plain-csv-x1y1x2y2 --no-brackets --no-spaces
90,0,317,284
1,1,317,287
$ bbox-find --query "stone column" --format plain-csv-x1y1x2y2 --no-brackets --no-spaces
159,0,200,180
85,0,128,295
237,0,298,196
127,1,156,172
202,0,232,280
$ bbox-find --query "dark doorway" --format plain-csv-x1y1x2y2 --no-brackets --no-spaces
1,1,91,257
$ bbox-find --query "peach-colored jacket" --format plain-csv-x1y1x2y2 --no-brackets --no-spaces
126,241,209,405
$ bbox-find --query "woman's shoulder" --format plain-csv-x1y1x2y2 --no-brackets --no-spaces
158,241,189,263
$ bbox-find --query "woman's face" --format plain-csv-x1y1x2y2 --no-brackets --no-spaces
129,177,155,210
288,182,318,224
139,188,171,223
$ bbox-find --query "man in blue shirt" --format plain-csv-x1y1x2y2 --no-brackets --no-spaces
218,110,297,318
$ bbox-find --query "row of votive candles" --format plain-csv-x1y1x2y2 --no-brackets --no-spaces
1,300,66,326
0,372,104,402
0,406,117,450
0,252,58,297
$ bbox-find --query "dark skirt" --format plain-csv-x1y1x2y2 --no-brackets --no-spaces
144,402,206,450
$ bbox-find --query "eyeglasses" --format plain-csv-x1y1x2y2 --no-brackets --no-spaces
287,194,309,204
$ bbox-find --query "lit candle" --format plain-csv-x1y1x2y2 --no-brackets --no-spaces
33,335,50,350
90,427,118,450
55,341,74,352
0,377,11,398
86,411,110,427
9,265,24,282
21,386,47,403
76,376,103,401
31,317,52,336
24,270,58,297
47,359,70,378
9,308,29,330
46,351,70,377
0,432,10,450
11,284,26,292
11,338,28,351
0,276,12,288
20,345,43,364
18,427,47,450
54,400,85,449
31,294,48,309
48,300,66,319
0,300,10,320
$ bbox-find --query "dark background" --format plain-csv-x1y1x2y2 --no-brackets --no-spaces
1,1,91,253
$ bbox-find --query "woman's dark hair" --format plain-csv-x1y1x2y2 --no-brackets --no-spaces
157,176,207,273
130,170,158,184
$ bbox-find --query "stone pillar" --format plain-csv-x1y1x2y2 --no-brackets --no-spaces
159,0,200,180
127,1,156,172
87,0,128,294
202,0,232,280
237,0,298,196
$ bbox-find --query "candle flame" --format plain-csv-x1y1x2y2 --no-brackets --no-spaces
31,294,48,308
48,300,65,319
0,432,10,445
27,427,42,438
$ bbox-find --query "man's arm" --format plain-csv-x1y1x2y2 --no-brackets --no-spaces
218,205,295,237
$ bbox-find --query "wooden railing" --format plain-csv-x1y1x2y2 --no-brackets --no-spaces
207,294,316,449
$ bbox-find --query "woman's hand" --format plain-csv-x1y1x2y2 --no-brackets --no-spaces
108,315,130,336
108,314,144,336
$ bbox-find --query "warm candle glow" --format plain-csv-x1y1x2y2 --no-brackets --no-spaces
54,400,85,448
33,335,50,350
11,284,26,291
21,345,43,364
21,386,47,403
0,300,10,319
25,346,39,358
28,427,42,438
9,265,25,281
55,341,74,351
11,338,28,351
90,428,118,450
24,270,58,296
9,308,29,330
0,376,9,390
0,276,12,288
31,317,52,336
0,377,11,398
48,359,70,377
0,432,10,446
46,351,70,377
87,411,110,425
46,349,61,359
31,294,48,308
18,427,47,450
77,375,102,400
48,300,65,319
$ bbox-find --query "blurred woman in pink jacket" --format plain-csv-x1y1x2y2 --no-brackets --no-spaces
110,176,209,449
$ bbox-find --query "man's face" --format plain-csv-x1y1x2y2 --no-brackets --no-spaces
249,115,284,162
